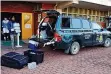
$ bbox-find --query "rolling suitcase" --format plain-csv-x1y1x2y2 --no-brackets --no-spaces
24,50,44,64
1,52,28,69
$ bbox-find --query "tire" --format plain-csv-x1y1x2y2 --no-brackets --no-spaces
70,41,80,55
103,38,111,47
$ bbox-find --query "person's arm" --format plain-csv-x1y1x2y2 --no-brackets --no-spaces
10,22,13,29
2,21,4,28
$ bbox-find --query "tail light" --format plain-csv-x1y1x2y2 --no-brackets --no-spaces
54,33,62,42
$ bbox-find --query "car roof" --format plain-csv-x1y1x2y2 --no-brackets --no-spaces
59,15,89,20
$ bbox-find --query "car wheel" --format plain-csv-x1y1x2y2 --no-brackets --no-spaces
70,41,80,55
104,38,111,47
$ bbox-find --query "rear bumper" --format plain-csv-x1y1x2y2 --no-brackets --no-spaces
29,38,70,49
55,41,71,49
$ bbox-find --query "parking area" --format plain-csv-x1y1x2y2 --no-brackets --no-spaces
1,45,111,74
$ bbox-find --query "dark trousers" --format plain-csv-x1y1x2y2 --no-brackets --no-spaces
1,33,4,40
4,33,10,41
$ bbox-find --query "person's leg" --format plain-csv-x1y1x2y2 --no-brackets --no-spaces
5,33,9,41
4,28,9,41
1,34,3,40
1,29,4,40
4,33,7,41
3,28,6,41
7,33,10,40
10,34,15,49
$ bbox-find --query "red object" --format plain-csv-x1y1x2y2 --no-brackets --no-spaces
54,33,62,42
44,18,49,22
100,22,106,28
42,3,54,10
41,3,55,18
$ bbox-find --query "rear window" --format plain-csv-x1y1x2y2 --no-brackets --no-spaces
61,18,70,28
71,19,82,29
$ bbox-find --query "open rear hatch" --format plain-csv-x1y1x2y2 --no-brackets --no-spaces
37,10,60,47
41,10,60,16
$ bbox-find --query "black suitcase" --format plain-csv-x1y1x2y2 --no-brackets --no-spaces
24,50,44,64
1,52,28,69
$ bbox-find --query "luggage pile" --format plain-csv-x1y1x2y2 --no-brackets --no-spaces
1,36,44,69
1,50,44,69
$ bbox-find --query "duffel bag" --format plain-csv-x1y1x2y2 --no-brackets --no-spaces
1,52,28,69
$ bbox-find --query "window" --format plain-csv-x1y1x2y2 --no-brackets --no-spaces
82,20,91,29
92,22,102,29
61,18,70,28
71,19,81,29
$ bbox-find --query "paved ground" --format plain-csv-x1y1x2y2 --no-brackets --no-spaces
1,45,111,74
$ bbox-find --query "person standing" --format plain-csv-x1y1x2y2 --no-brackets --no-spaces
2,17,10,41
9,16,16,49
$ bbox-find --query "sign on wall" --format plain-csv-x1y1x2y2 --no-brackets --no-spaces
22,13,33,39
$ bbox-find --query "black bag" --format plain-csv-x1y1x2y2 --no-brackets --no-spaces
24,50,44,64
1,52,28,69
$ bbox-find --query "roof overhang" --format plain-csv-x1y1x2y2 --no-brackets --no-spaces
56,1,79,9
70,1,111,11
1,0,110,11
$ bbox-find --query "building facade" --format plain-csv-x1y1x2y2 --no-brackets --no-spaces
55,0,111,27
1,1,111,40
1,1,54,40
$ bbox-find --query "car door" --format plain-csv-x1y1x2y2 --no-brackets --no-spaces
81,19,93,46
59,17,73,43
92,22,104,45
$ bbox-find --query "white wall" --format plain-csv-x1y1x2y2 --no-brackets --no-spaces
80,0,111,6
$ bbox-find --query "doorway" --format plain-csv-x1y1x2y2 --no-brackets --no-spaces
1,12,22,41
